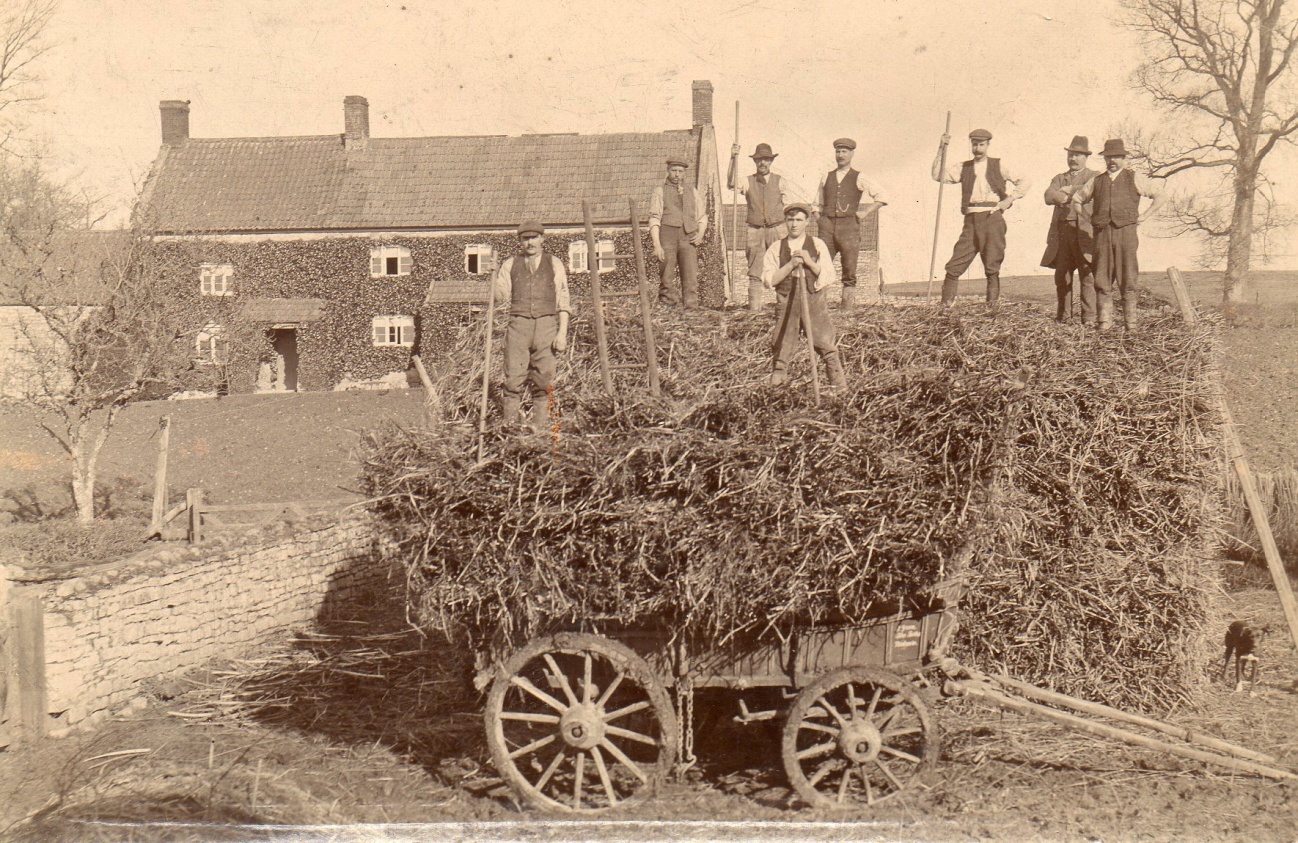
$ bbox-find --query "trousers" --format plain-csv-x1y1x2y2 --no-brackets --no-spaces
659,225,699,307
818,215,860,288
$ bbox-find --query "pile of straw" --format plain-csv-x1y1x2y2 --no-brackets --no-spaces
1225,466,1298,574
363,302,1224,710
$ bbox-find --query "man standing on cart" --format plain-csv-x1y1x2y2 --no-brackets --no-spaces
812,138,888,310
649,157,708,309
760,204,846,389
1041,136,1100,323
727,142,791,311
492,220,570,433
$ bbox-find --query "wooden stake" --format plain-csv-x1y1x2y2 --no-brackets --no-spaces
926,111,952,302
629,198,662,398
476,254,499,462
149,415,171,537
584,201,614,395
186,487,204,544
731,101,741,308
794,268,821,403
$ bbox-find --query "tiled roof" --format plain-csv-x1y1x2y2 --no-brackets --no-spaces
143,130,702,234
423,281,491,305
240,297,327,323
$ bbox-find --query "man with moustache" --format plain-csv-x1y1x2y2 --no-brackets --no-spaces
728,142,791,311
1042,136,1101,323
649,157,708,309
931,128,1030,306
812,138,888,309
1071,139,1167,331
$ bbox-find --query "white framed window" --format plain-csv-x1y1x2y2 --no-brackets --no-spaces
372,315,415,347
568,239,615,273
195,323,229,365
199,264,234,296
465,244,495,275
370,245,412,277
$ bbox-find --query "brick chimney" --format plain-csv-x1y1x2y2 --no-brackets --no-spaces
691,80,713,129
160,100,190,146
344,95,369,148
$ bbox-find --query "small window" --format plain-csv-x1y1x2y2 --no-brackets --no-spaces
569,239,615,273
370,245,412,277
199,264,234,296
372,315,415,347
195,323,229,364
465,244,495,275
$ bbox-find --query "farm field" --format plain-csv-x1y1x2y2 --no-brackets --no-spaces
1,270,1297,840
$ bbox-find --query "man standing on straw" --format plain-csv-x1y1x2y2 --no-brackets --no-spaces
813,138,888,310
932,128,1029,306
1042,136,1100,323
1071,139,1166,331
728,142,790,310
493,220,570,433
761,204,846,389
649,157,708,309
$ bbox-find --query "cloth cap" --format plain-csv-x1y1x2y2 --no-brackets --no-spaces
516,220,545,236
784,203,812,218
1100,138,1127,157
666,157,690,168
968,128,993,141
832,137,856,150
749,142,777,160
1065,135,1091,155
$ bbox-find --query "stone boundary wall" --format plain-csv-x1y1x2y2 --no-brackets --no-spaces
1,513,391,739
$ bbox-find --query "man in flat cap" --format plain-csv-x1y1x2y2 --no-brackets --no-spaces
728,142,793,311
492,220,570,433
1042,136,1101,323
649,157,708,308
813,138,888,309
932,128,1030,306
760,204,847,389
1071,139,1166,330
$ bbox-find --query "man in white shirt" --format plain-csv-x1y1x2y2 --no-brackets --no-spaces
760,204,846,388
812,138,888,309
932,128,1030,306
728,142,794,311
648,158,708,308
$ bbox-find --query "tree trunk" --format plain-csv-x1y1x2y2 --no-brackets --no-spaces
1222,170,1257,309
70,449,95,523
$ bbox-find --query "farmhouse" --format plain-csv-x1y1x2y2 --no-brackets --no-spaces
137,84,726,393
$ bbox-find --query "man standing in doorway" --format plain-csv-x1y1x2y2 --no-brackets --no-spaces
1071,139,1167,331
932,129,1029,306
812,138,887,309
649,158,708,308
728,142,790,311
1042,136,1100,323
493,221,570,433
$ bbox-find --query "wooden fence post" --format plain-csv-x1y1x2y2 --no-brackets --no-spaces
150,415,172,536
186,488,205,544
8,588,47,739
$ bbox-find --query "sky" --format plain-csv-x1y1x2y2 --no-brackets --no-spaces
21,0,1298,282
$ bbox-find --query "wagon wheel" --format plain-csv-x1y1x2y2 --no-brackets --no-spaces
782,666,938,810
485,632,677,812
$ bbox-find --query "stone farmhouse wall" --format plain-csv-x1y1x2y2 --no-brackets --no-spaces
1,514,392,738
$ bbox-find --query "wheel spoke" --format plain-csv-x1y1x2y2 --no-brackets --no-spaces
865,686,883,718
796,741,836,761
799,720,838,736
535,749,566,791
605,724,657,746
544,654,580,707
880,744,922,765
510,675,567,713
836,763,853,803
874,705,901,732
595,671,624,709
582,652,594,704
599,738,648,783
603,699,650,723
860,764,874,805
508,733,556,760
881,725,922,739
815,696,847,727
590,745,618,807
572,751,585,810
808,757,839,787
874,757,905,792
846,682,860,715
499,711,561,724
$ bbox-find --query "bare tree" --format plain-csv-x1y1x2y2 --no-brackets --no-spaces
0,0,57,153
1120,0,1298,304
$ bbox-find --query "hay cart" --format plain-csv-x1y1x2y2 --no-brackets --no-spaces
478,597,957,812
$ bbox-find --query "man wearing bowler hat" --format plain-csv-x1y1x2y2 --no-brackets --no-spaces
1042,136,1101,323
728,142,793,310
1072,139,1166,330
812,138,888,309
649,157,708,308
932,128,1030,306
492,220,570,433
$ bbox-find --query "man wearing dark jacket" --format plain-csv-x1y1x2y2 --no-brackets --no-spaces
1042,136,1100,322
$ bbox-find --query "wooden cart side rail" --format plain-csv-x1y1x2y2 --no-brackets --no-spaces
155,489,358,542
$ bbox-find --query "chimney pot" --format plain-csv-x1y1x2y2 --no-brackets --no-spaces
160,100,190,146
344,95,370,148
691,80,713,129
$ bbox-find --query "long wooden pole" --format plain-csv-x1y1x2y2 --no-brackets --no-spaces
1165,266,1298,651
926,111,952,302
795,267,821,403
732,101,742,309
476,253,499,462
149,414,171,536
584,201,614,395
629,198,661,398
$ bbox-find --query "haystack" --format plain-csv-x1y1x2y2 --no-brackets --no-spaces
362,302,1224,711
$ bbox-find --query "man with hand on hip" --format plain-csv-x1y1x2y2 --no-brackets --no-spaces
813,137,887,309
649,157,708,308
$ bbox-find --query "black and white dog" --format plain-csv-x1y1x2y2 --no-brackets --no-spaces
1221,620,1269,693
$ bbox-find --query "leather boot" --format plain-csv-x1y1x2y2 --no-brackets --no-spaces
986,274,1001,306
529,397,551,434
1055,279,1073,322
1097,300,1113,331
766,365,788,387
748,278,765,312
1123,298,1139,332
940,275,959,306
499,391,523,427
822,350,847,389
840,286,857,310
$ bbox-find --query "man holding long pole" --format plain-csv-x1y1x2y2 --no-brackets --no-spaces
728,142,790,312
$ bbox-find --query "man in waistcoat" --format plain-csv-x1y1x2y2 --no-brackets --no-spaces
932,128,1029,306
760,204,847,389
649,158,708,308
1071,139,1166,330
1041,136,1101,323
492,220,570,433
728,142,790,311
812,138,887,309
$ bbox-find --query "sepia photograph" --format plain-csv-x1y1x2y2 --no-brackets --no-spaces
1,0,1297,840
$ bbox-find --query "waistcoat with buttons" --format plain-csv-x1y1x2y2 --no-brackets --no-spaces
822,169,863,219
746,174,785,226
510,255,558,318
960,158,1007,214
1091,169,1140,229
